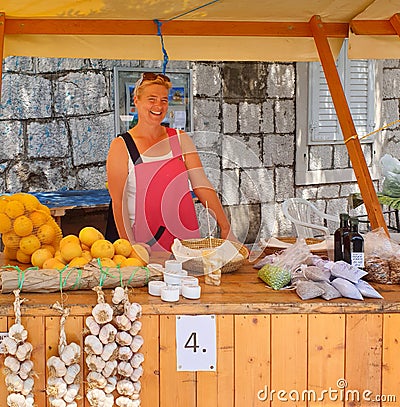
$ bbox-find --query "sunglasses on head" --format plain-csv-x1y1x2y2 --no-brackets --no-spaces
136,72,171,87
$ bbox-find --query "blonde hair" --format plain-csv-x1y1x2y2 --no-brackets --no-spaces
134,74,172,99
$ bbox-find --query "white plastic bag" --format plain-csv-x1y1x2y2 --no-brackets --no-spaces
381,154,400,197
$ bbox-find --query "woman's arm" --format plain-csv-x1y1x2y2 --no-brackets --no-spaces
180,132,238,241
106,137,130,241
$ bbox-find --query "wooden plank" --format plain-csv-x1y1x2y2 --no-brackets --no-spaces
308,314,345,407
350,19,397,35
45,316,60,407
22,315,46,407
389,13,400,37
0,12,4,100
345,314,382,407
4,18,348,38
271,314,307,407
0,316,8,407
159,315,196,407
140,315,160,407
197,315,234,407
381,314,400,406
235,314,270,407
309,14,388,234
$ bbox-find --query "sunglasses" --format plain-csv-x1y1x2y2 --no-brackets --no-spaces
136,72,171,87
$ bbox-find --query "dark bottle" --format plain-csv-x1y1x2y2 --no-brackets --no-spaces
334,213,350,261
343,217,364,269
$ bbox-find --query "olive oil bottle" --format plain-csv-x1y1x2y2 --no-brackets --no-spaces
343,217,364,269
334,213,350,261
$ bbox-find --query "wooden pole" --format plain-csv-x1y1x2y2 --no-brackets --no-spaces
389,13,400,36
309,15,388,234
0,13,5,101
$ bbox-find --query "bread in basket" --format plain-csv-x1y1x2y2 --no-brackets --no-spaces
175,237,249,274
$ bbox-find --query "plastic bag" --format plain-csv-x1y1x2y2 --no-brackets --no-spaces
381,154,400,197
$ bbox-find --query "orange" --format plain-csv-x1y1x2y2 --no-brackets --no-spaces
5,200,25,219
19,235,41,255
98,258,117,268
37,204,51,216
79,226,104,247
37,223,57,244
60,234,80,249
41,244,56,256
113,238,133,257
4,246,18,260
31,248,53,268
2,231,21,248
60,242,82,263
29,210,48,228
0,197,9,213
13,215,34,237
130,244,150,265
0,213,12,234
82,250,93,262
42,258,66,270
91,239,115,259
16,249,32,264
69,256,89,268
11,193,40,212
121,257,143,268
112,254,127,266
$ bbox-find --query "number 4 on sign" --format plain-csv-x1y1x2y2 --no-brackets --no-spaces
176,315,216,371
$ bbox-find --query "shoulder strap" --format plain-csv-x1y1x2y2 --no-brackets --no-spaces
119,132,142,165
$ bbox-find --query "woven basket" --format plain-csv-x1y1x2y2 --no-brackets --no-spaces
262,236,327,257
180,237,249,274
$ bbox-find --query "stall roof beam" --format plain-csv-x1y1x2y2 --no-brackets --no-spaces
310,15,388,234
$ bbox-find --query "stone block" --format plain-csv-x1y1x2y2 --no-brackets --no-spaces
193,99,221,132
54,72,110,115
222,103,237,134
70,114,115,166
260,202,280,238
77,166,107,190
222,135,262,170
0,74,52,119
383,68,400,99
263,134,294,167
190,130,221,152
3,57,34,73
36,58,90,72
333,145,349,168
275,99,295,133
193,64,221,97
309,145,333,170
317,185,341,199
27,121,69,158
240,168,274,204
267,64,295,98
224,203,261,244
260,100,274,133
239,102,260,134
221,169,240,205
275,167,294,201
0,121,23,160
222,62,268,100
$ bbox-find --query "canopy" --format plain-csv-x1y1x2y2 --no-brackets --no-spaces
1,0,400,233
1,0,400,61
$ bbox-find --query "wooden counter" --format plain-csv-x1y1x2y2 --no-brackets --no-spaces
1,254,400,406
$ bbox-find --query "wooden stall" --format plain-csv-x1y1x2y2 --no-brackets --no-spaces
1,253,400,407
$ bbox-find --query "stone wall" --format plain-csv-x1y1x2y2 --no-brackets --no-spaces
1,57,400,242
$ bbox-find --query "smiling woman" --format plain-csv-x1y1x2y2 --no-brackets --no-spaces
106,72,236,252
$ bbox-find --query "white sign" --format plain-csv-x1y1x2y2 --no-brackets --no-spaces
176,315,216,371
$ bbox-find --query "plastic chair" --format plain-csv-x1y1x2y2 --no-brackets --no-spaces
282,198,338,238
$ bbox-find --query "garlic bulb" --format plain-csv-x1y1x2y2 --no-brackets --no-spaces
104,376,117,394
130,353,144,369
113,315,132,331
49,397,67,407
6,373,24,393
60,342,81,366
118,346,133,361
123,303,141,322
112,286,126,305
101,342,118,362
63,383,80,403
115,331,133,347
130,366,143,382
21,377,34,396
64,364,81,385
15,342,33,362
86,354,106,372
84,335,103,355
98,323,118,345
4,356,20,374
8,323,28,344
92,303,114,325
130,335,144,353
129,320,142,336
46,377,68,399
7,393,27,407
115,396,141,407
85,315,101,336
86,388,107,405
47,356,67,378
2,336,18,355
102,360,118,378
87,371,107,389
117,361,133,378
116,379,135,396
19,360,34,380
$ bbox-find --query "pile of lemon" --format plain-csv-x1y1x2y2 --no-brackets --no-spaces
0,193,62,264
41,226,150,270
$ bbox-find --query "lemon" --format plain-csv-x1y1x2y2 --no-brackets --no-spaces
130,244,150,265
13,215,34,237
91,239,115,259
16,249,32,264
60,242,82,263
79,226,104,247
60,235,81,249
0,213,12,234
31,248,54,268
29,210,49,228
69,256,89,268
5,200,25,219
121,257,144,268
19,235,41,255
113,238,133,257
37,223,57,244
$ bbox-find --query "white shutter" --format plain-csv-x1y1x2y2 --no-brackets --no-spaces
308,41,375,144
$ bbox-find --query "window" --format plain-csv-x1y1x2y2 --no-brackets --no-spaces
296,41,382,185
